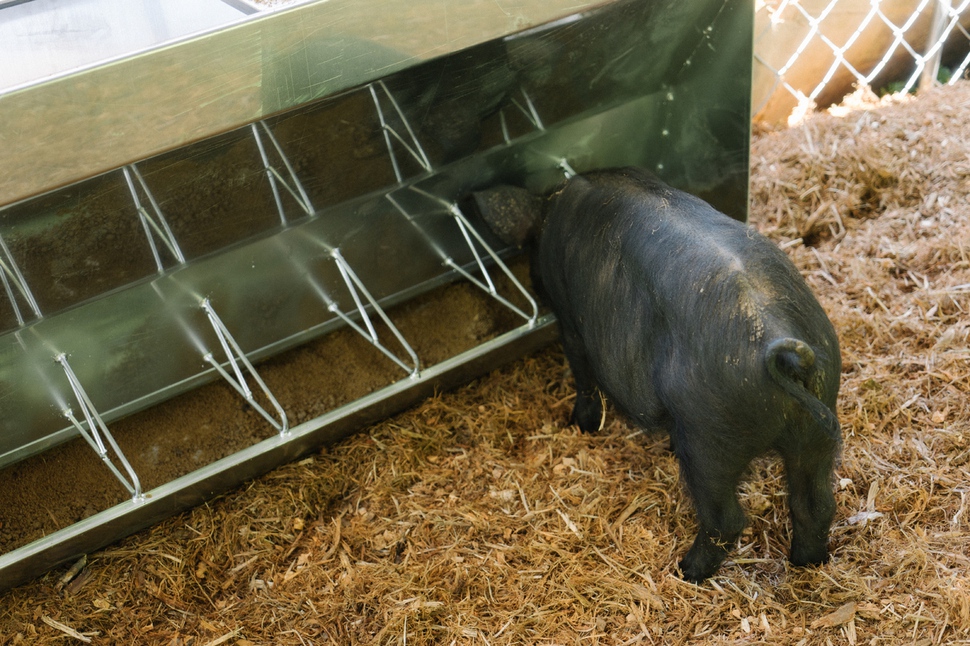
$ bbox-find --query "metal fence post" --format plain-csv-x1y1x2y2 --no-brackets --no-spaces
921,0,953,92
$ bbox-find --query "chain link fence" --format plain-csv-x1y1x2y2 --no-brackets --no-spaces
754,0,970,124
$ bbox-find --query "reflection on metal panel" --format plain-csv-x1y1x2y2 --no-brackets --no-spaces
0,0,251,92
0,0,607,208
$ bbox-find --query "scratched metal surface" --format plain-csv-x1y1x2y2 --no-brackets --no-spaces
0,0,606,208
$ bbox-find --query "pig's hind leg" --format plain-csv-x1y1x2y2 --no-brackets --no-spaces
674,423,750,582
778,420,838,568
559,323,604,433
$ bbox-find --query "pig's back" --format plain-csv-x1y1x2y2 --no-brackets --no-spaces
537,167,839,422
546,167,827,332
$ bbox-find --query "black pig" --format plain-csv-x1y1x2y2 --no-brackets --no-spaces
472,167,841,581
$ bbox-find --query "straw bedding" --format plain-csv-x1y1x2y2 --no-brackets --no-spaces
2,82,970,644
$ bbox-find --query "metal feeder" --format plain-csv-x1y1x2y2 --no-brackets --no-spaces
0,0,753,589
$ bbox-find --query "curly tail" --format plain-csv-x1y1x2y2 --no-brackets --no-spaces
765,338,841,444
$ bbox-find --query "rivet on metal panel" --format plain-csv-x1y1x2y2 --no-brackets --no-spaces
200,298,289,435
558,158,577,178
0,234,42,326
387,188,538,327
55,353,144,502
123,165,186,272
251,121,315,224
369,80,433,183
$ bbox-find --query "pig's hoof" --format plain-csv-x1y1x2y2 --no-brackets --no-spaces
677,557,717,583
678,542,728,582
570,401,602,433
789,542,830,567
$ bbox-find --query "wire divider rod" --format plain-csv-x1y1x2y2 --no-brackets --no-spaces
514,88,545,130
300,242,420,378
0,233,42,326
387,188,538,326
251,121,315,225
56,353,143,501
123,165,186,272
369,81,433,183
200,298,289,436
499,88,545,144
253,112,421,378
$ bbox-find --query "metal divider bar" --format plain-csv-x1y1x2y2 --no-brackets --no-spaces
322,248,419,377
200,298,289,436
499,88,545,144
251,121,314,225
0,234,42,326
55,354,143,501
249,115,419,378
122,165,186,272
514,87,546,130
387,188,538,326
369,81,433,183
292,235,420,377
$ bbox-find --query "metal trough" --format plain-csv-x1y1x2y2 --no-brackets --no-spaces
0,0,752,589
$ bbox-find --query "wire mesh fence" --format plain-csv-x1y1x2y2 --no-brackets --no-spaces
754,0,970,124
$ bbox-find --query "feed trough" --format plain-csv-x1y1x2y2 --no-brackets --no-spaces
0,0,752,590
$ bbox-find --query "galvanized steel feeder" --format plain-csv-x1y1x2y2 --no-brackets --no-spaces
0,0,753,589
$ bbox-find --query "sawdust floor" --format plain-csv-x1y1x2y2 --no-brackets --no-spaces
3,82,970,644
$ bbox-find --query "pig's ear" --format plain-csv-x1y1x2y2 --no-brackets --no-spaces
468,185,542,248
